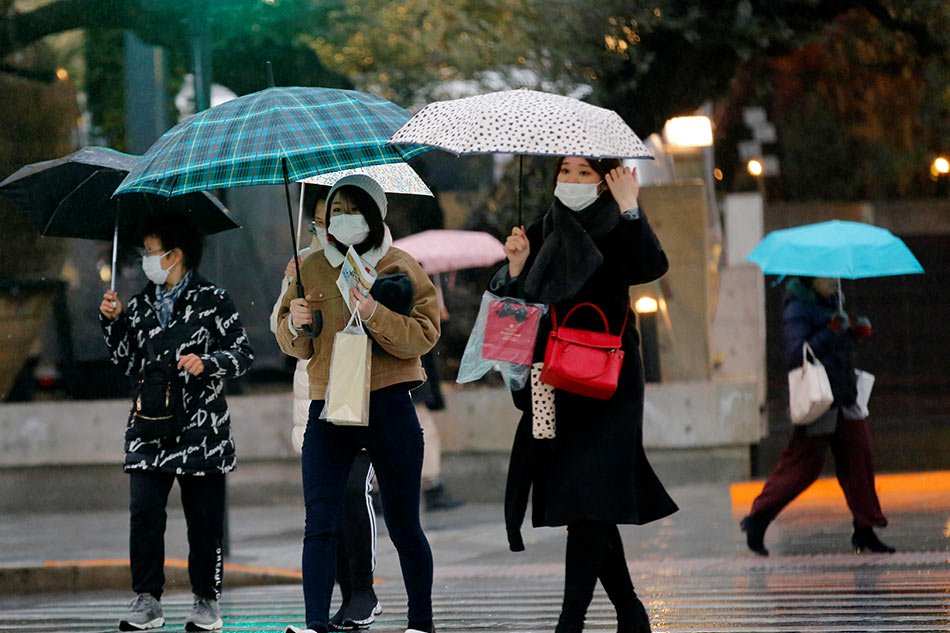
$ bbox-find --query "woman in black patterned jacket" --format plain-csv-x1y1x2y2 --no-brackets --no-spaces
99,212,253,632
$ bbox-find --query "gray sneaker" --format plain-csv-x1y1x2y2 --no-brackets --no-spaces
118,593,164,631
185,595,222,632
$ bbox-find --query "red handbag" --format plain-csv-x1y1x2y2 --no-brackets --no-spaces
540,303,627,400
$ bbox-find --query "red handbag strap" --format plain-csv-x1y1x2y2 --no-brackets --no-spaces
550,302,629,337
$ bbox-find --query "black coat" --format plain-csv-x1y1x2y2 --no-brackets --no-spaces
493,205,678,551
100,272,254,475
782,279,857,407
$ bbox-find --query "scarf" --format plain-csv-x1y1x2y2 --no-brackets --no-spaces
154,269,193,329
323,225,393,269
524,193,620,305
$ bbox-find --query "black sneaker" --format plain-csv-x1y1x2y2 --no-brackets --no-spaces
329,599,382,631
424,484,464,511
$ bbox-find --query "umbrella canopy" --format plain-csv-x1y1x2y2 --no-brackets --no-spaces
746,220,924,279
301,162,433,197
115,86,430,197
393,229,506,274
389,88,653,159
0,146,237,241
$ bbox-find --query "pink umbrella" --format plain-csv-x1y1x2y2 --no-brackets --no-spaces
393,229,506,274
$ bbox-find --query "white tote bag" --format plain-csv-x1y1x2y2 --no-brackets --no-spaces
788,342,834,426
322,310,372,426
854,369,875,418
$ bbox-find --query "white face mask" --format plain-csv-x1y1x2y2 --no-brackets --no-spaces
309,221,328,250
554,181,603,212
329,214,370,246
142,251,176,285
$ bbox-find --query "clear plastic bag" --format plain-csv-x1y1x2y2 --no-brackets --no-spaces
321,310,372,426
456,291,546,390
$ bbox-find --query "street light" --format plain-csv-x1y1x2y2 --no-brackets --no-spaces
634,295,661,383
634,296,659,314
747,159,764,177
662,109,720,244
931,156,949,178
662,116,714,149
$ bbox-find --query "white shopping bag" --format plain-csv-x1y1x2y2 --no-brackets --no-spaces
323,310,372,426
854,369,875,418
788,342,834,426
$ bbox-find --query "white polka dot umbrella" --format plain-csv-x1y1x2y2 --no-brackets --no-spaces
390,89,652,222
300,162,433,196
390,89,652,159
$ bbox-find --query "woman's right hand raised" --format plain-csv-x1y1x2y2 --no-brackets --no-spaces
99,290,123,320
289,295,314,329
505,225,530,278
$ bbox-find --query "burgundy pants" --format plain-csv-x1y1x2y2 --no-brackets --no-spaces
750,416,887,529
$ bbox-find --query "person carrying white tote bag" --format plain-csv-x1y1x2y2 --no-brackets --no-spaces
788,342,834,425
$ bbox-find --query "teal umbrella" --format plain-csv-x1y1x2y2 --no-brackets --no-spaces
747,220,924,310
115,83,429,336
747,220,924,279
115,86,428,196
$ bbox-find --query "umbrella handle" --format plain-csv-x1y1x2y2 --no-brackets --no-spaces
518,155,523,227
111,207,119,293
295,281,324,338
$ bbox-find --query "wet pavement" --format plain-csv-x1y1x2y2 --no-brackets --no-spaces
1,476,948,632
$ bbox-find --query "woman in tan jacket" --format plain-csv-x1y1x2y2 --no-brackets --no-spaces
276,174,440,633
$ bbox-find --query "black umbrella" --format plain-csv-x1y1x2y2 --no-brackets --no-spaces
0,146,239,290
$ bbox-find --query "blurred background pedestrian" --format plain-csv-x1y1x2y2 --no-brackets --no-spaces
741,276,893,556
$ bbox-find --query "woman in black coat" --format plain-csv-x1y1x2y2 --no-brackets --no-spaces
740,276,892,556
99,212,254,632
496,157,678,633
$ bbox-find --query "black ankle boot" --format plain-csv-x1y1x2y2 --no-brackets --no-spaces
740,515,769,556
616,595,652,633
852,527,895,553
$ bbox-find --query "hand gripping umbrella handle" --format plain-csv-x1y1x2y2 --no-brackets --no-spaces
282,156,322,338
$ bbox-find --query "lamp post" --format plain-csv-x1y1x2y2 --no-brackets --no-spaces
662,111,718,238
635,295,661,383
932,156,949,196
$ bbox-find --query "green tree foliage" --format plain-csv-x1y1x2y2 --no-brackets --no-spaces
302,0,552,106
3,0,946,198
720,5,949,199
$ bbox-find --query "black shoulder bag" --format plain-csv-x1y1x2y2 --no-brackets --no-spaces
130,339,186,440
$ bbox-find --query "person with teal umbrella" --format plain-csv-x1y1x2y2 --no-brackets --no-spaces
740,220,922,557
740,274,894,556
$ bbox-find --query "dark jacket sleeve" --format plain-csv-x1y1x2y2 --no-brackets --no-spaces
99,300,142,377
200,289,255,379
621,208,668,286
783,299,836,370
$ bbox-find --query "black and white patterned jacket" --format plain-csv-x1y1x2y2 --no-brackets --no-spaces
100,272,254,475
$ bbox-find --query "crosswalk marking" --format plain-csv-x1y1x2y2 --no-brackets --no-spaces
2,556,948,632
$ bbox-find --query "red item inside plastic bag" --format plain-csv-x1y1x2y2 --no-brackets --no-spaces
482,298,543,365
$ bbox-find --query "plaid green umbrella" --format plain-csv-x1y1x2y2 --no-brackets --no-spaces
115,86,429,337
115,86,428,196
